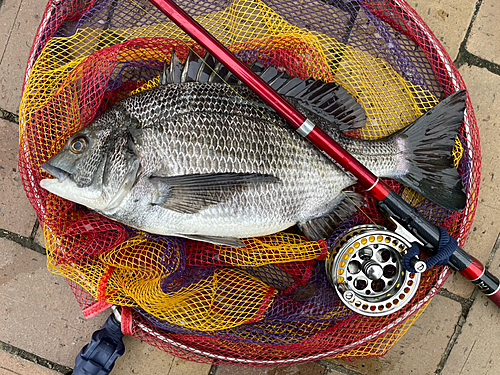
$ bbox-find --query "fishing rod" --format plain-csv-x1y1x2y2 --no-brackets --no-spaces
147,0,500,307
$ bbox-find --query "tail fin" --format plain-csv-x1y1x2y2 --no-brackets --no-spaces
391,90,467,211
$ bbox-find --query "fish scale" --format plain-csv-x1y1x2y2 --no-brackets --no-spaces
40,54,466,247
91,83,375,237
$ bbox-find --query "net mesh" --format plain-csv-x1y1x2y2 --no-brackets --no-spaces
19,0,480,366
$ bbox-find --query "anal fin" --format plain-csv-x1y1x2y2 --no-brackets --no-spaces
179,234,245,248
297,191,364,241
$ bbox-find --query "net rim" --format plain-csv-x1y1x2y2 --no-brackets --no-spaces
389,0,476,242
133,268,447,365
19,0,479,364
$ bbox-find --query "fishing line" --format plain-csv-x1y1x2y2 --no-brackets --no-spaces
126,0,381,228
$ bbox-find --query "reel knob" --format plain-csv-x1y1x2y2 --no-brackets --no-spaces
363,261,383,280
325,225,421,317
410,258,427,273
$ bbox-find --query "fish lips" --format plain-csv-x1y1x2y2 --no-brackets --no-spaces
41,161,70,182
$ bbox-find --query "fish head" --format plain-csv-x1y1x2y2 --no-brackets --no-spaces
40,110,140,211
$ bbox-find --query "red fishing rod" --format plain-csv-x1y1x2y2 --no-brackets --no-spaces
148,0,500,307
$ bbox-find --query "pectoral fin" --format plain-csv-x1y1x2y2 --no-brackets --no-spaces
150,172,279,214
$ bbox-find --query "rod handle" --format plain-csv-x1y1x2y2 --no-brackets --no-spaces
457,252,500,307
379,190,500,308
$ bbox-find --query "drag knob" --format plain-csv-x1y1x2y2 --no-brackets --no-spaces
363,260,383,280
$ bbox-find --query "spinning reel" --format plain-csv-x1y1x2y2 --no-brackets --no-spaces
326,225,421,317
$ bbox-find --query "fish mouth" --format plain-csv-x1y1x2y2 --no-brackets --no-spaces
41,161,70,181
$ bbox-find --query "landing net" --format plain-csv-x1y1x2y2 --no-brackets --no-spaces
19,0,480,366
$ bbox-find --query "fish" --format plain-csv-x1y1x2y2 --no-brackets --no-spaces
40,51,467,247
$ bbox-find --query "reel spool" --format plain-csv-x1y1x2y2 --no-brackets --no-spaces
326,225,420,317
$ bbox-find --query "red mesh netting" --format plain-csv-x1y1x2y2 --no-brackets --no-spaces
19,0,480,366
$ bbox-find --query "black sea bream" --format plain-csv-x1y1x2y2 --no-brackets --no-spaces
40,52,467,247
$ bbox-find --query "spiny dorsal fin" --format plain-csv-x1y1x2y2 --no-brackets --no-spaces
196,53,218,82
181,50,202,82
162,51,366,131
163,51,242,85
160,58,170,85
170,50,183,83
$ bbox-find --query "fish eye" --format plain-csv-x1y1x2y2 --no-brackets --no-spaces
70,137,88,154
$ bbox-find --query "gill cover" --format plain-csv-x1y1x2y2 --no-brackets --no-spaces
41,108,141,211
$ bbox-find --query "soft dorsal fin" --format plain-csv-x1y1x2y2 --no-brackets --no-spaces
255,65,366,131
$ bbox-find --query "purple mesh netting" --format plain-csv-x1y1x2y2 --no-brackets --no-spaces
265,0,443,98
135,263,355,345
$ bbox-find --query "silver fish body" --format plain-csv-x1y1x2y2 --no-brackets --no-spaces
40,55,466,246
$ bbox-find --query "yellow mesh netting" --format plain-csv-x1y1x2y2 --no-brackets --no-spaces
21,0,465,354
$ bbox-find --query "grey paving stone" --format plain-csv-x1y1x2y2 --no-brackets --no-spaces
438,68,500,370
0,237,108,367
0,0,47,114
326,295,461,374
409,0,477,61
112,336,212,375
324,369,344,375
441,262,500,374
458,66,500,266
0,118,37,237
0,350,61,375
467,0,500,64
216,361,326,375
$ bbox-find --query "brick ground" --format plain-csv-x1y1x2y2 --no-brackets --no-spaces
1,0,499,374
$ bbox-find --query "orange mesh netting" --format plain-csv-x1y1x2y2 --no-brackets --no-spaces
19,0,480,366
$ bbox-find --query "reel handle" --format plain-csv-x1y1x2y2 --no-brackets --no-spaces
379,190,500,308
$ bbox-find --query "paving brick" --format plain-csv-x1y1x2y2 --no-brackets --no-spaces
0,0,21,56
0,350,60,375
216,361,326,375
409,0,477,61
0,118,37,237
441,257,500,375
112,336,212,375
458,66,500,267
0,237,108,367
326,295,461,374
0,0,47,114
467,0,500,64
